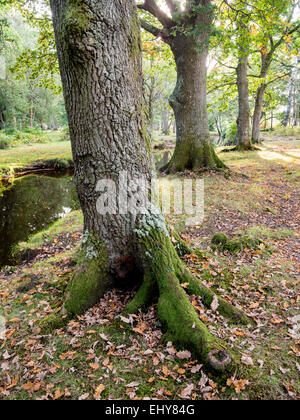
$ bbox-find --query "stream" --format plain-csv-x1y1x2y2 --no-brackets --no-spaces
0,174,80,267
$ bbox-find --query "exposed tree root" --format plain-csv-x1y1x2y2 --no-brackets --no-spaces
182,271,253,325
122,267,157,315
63,235,111,316
161,141,226,174
172,232,254,325
50,224,252,372
134,225,238,372
221,144,261,153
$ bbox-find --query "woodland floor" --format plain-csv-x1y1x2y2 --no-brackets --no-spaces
0,135,299,400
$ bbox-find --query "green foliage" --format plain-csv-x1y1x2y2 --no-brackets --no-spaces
0,11,67,131
225,122,238,145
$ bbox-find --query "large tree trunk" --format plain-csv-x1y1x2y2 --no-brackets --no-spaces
49,0,249,371
51,0,153,312
236,53,252,150
148,76,155,133
163,36,224,173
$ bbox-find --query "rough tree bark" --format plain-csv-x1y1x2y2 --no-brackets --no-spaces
50,0,249,371
139,0,225,173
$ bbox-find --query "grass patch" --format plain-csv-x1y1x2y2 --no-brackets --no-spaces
0,141,72,176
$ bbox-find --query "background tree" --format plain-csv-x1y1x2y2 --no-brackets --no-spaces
142,31,176,134
282,54,300,126
0,10,66,130
138,0,225,173
249,0,300,142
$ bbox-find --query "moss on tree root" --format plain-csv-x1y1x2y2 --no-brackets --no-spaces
55,226,250,371
221,144,260,153
136,227,235,372
122,268,157,315
161,140,226,174
183,272,252,325
64,233,111,316
171,232,253,325
39,313,68,334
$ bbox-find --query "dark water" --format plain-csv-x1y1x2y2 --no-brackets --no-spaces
0,174,80,267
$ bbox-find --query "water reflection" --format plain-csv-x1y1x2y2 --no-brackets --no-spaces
0,175,80,266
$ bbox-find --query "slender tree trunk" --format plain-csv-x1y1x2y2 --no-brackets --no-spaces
271,110,274,131
51,114,57,130
147,59,155,134
163,36,224,172
49,0,249,371
236,53,252,150
282,75,295,127
29,106,34,128
0,107,5,130
252,84,266,143
161,103,169,135
251,50,273,143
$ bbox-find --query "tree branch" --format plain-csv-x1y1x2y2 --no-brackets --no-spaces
208,82,236,94
140,19,171,43
137,0,174,29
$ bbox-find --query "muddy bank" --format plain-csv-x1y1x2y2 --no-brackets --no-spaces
1,158,74,180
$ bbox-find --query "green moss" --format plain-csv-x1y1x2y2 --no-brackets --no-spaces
0,139,9,149
123,268,157,315
211,233,228,246
39,313,66,334
211,232,266,254
64,0,91,36
129,14,142,59
64,233,110,316
162,139,226,173
183,269,252,325
172,230,192,257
